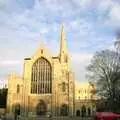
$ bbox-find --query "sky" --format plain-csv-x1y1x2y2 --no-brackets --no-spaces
0,0,120,87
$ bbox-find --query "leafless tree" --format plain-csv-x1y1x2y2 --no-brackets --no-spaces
86,49,120,111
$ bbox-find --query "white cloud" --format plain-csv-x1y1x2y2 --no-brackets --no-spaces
40,27,49,34
0,0,120,85
71,52,93,81
110,2,120,16
97,0,120,29
109,3,120,21
0,60,22,66
72,52,93,63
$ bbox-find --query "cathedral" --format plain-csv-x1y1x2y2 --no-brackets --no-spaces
7,25,75,117
7,25,96,118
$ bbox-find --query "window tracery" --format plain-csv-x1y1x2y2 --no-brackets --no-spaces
31,57,52,94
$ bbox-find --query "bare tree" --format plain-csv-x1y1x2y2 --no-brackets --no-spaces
86,49,120,112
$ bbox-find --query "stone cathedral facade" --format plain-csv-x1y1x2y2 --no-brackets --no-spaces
7,25,75,117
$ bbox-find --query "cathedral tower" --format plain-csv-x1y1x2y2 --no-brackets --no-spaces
7,24,74,118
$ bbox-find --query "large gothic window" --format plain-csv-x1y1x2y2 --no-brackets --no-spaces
31,57,52,94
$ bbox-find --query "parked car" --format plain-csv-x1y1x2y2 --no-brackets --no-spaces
95,112,120,120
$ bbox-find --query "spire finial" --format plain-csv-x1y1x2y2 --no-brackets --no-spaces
61,23,66,41
60,24,68,62
61,24,66,38
62,23,65,31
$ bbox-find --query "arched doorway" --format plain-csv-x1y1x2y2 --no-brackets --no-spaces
36,100,47,115
81,105,86,117
76,110,80,116
60,104,68,116
88,107,91,116
15,104,20,115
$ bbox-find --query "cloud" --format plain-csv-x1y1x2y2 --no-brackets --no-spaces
72,52,93,63
71,52,93,82
108,3,120,28
0,0,120,85
94,0,120,30
0,60,22,66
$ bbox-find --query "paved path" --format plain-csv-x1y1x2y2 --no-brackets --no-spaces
28,117,94,120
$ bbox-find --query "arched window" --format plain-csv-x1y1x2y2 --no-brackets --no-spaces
62,82,66,92
41,49,43,54
31,57,52,94
64,55,68,63
17,85,20,94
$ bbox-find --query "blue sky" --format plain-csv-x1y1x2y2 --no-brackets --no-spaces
0,0,120,87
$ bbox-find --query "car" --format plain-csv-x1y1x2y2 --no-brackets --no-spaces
94,112,120,120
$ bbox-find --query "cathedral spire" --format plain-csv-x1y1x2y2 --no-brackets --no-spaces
60,24,67,53
60,24,68,62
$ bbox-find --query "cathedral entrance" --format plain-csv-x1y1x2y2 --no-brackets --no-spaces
81,105,86,117
76,110,80,116
15,104,20,115
88,107,91,116
60,104,68,116
36,100,47,115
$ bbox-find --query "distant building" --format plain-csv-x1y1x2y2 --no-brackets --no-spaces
75,82,96,117
7,25,96,118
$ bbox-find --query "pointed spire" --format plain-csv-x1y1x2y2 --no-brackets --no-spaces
60,24,67,54
60,24,68,62
61,24,65,35
61,23,66,43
